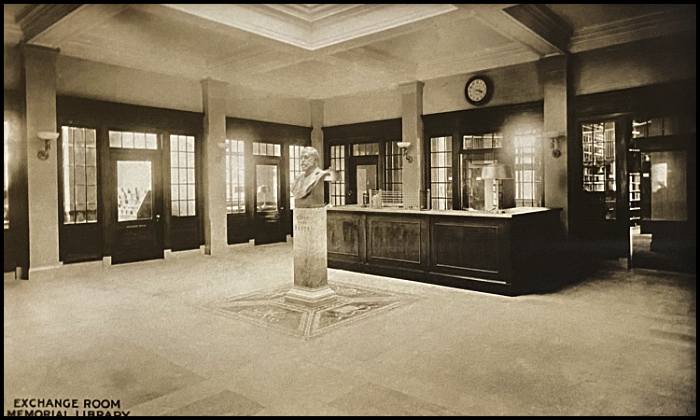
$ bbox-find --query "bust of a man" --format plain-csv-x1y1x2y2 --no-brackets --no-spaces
292,147,331,208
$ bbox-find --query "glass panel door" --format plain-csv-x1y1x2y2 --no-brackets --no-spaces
254,163,285,245
110,150,163,264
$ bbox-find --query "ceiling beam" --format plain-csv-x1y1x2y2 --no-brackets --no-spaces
470,4,572,57
17,4,83,44
19,4,129,49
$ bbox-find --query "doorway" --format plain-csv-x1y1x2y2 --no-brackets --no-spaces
254,161,285,245
110,149,164,264
348,156,378,205
629,149,694,272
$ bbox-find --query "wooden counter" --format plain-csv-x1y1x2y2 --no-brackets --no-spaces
327,205,564,295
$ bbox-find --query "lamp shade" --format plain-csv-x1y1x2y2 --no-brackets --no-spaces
481,163,514,179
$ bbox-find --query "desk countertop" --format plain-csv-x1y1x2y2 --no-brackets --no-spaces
326,205,559,219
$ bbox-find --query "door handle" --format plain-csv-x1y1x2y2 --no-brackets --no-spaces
156,214,161,221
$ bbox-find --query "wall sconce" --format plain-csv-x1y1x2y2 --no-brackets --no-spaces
36,131,60,161
396,141,413,163
545,132,565,159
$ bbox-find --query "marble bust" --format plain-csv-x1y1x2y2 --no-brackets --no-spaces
291,147,332,208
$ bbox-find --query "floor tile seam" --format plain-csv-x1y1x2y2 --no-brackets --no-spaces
326,373,470,416
126,378,234,416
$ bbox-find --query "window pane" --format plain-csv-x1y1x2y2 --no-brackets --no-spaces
109,131,121,148
117,160,152,221
134,132,145,149
122,132,134,148
146,133,157,149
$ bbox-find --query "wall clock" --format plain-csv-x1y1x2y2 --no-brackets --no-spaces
464,75,492,106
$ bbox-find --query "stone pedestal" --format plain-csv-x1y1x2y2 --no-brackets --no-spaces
285,207,337,307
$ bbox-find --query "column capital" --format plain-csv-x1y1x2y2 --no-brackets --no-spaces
539,54,568,74
200,78,228,97
21,42,60,61
398,80,425,95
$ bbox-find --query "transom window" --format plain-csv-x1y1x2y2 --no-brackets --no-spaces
352,143,378,156
253,142,281,157
463,133,502,150
61,126,98,224
109,130,158,149
430,136,452,210
170,134,196,217
632,116,678,138
226,139,245,214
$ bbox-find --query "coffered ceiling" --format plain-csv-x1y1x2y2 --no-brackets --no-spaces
4,4,696,100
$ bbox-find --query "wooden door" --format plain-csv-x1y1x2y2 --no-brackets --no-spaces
110,149,164,264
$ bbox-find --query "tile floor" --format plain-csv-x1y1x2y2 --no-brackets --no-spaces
4,242,696,416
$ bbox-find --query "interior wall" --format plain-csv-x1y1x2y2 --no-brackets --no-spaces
572,33,696,97
54,54,311,128
423,61,543,116
57,55,203,114
323,87,402,127
226,85,311,127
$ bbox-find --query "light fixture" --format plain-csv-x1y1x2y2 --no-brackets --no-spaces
396,141,413,163
481,163,513,212
36,131,59,161
545,131,565,159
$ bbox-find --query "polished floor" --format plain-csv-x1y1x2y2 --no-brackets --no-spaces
4,242,696,416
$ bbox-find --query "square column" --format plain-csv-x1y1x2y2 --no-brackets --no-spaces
23,45,61,279
201,78,229,254
540,55,569,233
399,81,425,197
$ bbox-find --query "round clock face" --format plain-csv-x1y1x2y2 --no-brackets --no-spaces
465,76,491,105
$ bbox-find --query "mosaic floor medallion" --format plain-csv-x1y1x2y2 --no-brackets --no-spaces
203,282,419,339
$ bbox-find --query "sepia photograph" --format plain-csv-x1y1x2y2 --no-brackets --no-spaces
4,4,696,416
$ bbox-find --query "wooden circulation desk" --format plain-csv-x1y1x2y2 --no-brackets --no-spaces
327,205,564,295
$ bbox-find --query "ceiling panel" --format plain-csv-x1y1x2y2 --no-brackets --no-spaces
5,4,696,101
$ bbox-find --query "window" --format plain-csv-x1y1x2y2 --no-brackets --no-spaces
170,134,196,217
632,116,678,138
61,126,98,224
461,133,502,211
4,121,9,229
582,121,616,220
329,145,346,206
109,131,157,149
513,129,542,207
253,142,281,157
289,145,303,210
430,136,452,210
384,141,403,193
226,140,245,214
352,143,378,156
